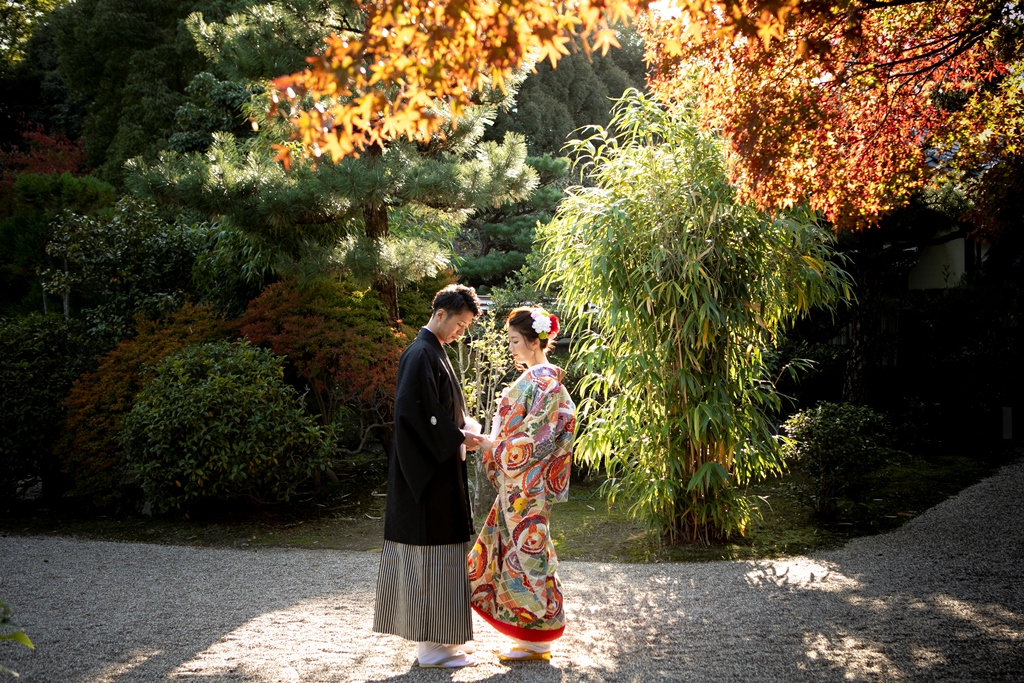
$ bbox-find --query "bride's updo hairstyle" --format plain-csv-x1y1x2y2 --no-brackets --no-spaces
506,306,558,350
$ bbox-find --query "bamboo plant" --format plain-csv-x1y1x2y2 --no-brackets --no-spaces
538,91,853,543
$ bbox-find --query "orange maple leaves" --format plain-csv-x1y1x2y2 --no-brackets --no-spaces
268,0,820,165
644,0,1018,230
270,0,642,165
267,0,1020,231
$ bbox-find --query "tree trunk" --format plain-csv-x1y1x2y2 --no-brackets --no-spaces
363,200,399,322
62,257,70,320
362,144,399,323
472,451,496,522
842,304,869,405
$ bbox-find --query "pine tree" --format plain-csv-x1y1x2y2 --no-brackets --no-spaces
454,154,568,290
128,0,538,320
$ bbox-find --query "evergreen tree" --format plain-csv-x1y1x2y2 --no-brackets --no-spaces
45,0,244,183
129,0,538,320
0,10,89,152
447,27,646,157
455,154,568,290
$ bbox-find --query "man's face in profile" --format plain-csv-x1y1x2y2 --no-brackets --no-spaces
434,309,476,345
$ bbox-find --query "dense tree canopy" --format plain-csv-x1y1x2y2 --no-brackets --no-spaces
483,29,647,156
268,0,840,163
130,0,538,320
45,0,242,182
0,0,62,68
644,0,1024,230
268,0,1022,238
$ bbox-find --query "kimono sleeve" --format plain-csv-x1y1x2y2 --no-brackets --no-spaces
491,381,561,478
393,348,465,502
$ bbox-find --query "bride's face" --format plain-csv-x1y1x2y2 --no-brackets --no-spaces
506,326,538,363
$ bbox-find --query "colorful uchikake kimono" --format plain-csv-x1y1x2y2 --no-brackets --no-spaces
468,363,576,642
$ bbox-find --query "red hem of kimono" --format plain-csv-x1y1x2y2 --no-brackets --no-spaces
471,604,564,642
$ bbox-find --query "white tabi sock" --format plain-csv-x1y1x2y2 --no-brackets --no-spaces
416,641,476,667
513,638,551,653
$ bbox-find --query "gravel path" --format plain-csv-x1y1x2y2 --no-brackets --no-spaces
2,462,1023,683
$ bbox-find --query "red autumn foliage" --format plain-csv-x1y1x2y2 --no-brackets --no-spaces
643,0,1020,230
1,122,87,176
238,279,406,452
0,121,88,213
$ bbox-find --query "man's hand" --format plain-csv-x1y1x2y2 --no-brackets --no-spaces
462,431,485,450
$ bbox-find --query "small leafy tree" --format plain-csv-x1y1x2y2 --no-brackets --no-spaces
0,171,115,317
41,197,209,341
780,402,891,516
121,340,331,509
539,91,853,543
453,312,516,518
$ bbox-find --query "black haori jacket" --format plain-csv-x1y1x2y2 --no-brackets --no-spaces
383,328,475,546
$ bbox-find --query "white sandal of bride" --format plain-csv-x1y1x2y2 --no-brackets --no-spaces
499,646,552,662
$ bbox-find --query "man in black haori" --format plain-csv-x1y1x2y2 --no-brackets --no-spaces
372,284,485,668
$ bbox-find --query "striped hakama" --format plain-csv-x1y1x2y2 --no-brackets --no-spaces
372,539,473,644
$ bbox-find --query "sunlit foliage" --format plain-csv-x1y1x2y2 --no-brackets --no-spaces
644,0,1023,230
539,92,853,542
268,0,833,164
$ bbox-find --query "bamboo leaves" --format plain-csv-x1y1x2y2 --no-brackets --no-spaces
538,91,852,543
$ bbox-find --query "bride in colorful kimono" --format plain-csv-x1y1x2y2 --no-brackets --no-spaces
469,306,576,662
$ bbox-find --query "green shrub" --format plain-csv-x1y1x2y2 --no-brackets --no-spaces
396,269,458,329
0,313,101,502
781,401,891,515
121,340,331,510
41,197,209,343
57,303,237,508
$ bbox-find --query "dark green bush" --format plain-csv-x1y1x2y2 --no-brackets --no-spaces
121,340,331,510
0,313,101,502
781,401,892,515
396,269,458,329
42,197,210,344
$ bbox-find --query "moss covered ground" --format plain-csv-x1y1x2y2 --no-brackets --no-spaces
1,445,1017,562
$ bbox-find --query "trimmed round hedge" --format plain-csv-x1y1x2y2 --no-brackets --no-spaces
121,340,331,510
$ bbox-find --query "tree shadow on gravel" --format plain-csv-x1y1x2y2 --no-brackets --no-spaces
554,463,1024,682
2,464,1022,683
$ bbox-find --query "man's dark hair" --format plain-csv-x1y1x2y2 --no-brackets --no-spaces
432,284,481,318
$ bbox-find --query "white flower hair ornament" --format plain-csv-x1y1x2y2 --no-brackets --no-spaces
530,309,559,340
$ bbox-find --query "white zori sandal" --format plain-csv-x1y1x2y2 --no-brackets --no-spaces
446,641,475,654
499,640,552,662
